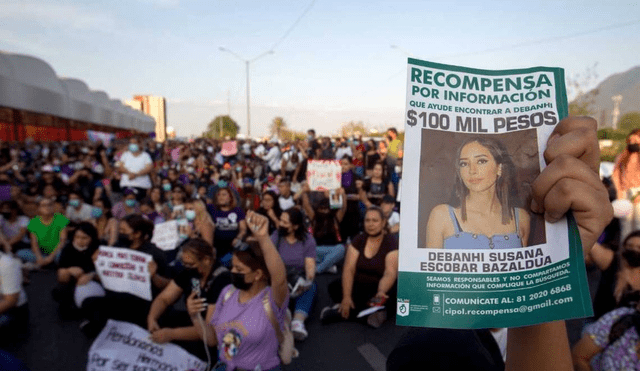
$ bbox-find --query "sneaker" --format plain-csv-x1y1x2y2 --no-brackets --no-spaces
320,304,343,325
291,320,308,341
367,310,387,329
327,265,338,274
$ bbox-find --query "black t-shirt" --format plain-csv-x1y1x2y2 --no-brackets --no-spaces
351,233,398,284
58,242,98,273
364,178,389,206
173,265,231,304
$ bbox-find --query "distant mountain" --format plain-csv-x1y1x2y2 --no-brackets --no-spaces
575,66,640,128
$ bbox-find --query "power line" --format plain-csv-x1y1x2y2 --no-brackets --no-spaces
269,0,316,51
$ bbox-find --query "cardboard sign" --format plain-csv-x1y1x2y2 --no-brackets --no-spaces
151,220,180,251
221,141,238,156
396,59,591,329
306,160,342,191
95,246,152,301
87,319,206,371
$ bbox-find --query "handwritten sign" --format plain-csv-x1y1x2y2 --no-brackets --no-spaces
306,160,342,191
87,319,206,371
151,220,180,251
221,141,238,156
95,246,152,301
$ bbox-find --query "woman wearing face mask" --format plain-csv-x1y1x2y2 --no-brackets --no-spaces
207,187,248,267
612,129,640,240
256,191,282,235
187,211,288,371
91,199,118,246
320,207,398,328
182,199,215,247
53,222,104,317
147,238,230,360
81,215,171,336
302,189,347,274
111,188,141,220
272,207,317,341
118,138,153,200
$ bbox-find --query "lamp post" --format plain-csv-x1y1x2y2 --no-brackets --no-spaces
219,47,274,138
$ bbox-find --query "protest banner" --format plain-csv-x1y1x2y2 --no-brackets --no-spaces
221,141,238,156
151,220,180,251
396,59,591,328
95,246,152,301
306,160,342,191
87,319,206,371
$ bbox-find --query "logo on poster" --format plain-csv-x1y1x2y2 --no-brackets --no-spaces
397,300,410,317
433,294,441,305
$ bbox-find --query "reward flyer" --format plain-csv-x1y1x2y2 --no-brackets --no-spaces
396,58,592,328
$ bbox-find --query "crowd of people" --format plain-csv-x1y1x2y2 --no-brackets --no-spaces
0,117,629,371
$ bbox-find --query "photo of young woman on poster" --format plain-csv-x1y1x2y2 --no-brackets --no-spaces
426,136,531,249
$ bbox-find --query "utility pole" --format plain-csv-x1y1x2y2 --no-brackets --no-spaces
612,95,623,129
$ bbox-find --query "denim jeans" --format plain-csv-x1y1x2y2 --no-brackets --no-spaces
316,244,345,273
293,281,317,317
15,249,61,264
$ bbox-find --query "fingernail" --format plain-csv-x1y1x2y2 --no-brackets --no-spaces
530,199,541,213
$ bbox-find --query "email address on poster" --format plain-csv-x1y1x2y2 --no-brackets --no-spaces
444,296,574,317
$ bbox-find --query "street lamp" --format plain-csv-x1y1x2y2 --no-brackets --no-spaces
219,47,274,138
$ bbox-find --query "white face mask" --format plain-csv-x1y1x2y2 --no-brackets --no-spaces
73,242,89,252
395,166,402,174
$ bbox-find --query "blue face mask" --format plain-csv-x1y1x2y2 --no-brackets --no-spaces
68,199,80,208
185,210,196,221
218,180,228,188
129,144,139,153
91,207,103,218
162,184,172,192
125,199,137,208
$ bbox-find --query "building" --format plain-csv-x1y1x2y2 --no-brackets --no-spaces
125,95,167,142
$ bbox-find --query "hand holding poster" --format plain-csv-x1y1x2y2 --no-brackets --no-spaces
151,220,180,251
87,319,206,371
397,59,592,328
95,246,152,301
307,160,342,191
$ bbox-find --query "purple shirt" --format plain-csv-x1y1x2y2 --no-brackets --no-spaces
583,306,640,370
270,231,316,271
211,285,288,370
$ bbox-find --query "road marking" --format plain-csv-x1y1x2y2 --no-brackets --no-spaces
357,343,387,371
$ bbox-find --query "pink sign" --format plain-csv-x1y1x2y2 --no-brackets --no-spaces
221,141,238,156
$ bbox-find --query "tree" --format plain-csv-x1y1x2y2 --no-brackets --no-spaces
269,117,288,139
567,64,599,117
618,112,640,133
340,121,368,138
203,115,240,139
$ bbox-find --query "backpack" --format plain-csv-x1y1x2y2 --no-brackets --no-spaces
222,287,297,365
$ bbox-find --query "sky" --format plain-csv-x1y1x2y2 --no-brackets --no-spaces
0,0,638,138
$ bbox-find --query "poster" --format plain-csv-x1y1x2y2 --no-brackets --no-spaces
95,246,153,301
221,141,238,156
396,59,591,328
306,160,342,191
87,319,206,371
151,220,180,251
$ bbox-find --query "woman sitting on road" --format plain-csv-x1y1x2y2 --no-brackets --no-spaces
321,206,398,328
187,211,289,371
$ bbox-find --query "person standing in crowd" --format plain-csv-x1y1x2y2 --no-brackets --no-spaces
187,211,288,371
306,129,321,159
263,140,282,174
19,198,69,267
147,238,230,360
321,206,398,328
118,138,153,200
272,207,317,341
340,156,362,242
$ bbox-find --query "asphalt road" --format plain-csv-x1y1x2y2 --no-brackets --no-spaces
4,269,410,371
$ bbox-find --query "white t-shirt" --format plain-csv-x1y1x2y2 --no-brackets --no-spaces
335,146,353,160
0,252,27,307
387,211,400,228
119,151,153,189
65,203,95,223
0,216,30,244
279,195,295,211
264,146,282,171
